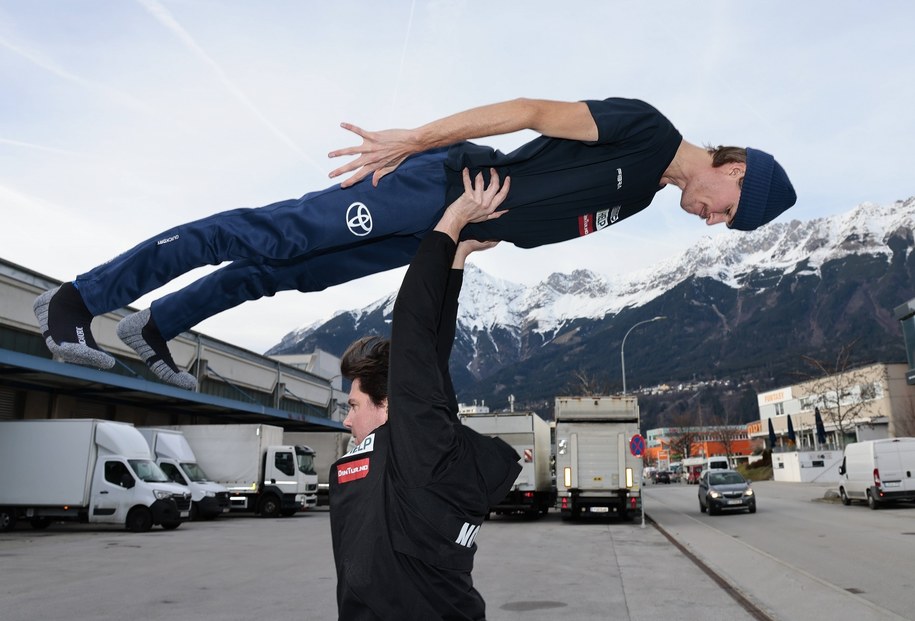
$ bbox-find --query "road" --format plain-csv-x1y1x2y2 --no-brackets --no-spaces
2,483,913,620
0,507,752,621
643,480,915,620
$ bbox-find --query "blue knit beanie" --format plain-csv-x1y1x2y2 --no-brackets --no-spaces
730,147,797,231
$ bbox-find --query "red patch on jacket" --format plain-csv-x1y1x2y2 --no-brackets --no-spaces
337,458,370,483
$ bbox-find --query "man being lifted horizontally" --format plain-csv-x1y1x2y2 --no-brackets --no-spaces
34,97,796,389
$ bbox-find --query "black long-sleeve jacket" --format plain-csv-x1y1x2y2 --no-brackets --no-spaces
329,231,521,620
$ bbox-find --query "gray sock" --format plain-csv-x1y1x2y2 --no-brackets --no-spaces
117,309,198,391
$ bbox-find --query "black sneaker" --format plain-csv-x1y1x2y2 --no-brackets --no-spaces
33,283,115,369
116,309,198,391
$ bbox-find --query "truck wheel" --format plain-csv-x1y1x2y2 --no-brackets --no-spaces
161,521,181,530
257,495,281,518
867,491,879,510
839,488,851,506
126,507,153,532
29,518,52,530
0,507,17,532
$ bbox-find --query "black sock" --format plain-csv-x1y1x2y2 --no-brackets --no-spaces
140,314,181,374
48,283,101,349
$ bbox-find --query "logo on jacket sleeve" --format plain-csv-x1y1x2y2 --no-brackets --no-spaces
337,457,370,483
346,433,375,456
455,521,481,547
578,208,614,236
346,202,373,237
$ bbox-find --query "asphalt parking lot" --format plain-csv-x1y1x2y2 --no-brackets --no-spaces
0,507,755,621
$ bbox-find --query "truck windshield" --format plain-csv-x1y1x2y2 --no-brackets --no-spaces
180,462,211,483
295,446,316,475
129,459,171,483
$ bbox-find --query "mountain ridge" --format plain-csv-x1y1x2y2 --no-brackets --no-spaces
267,198,914,423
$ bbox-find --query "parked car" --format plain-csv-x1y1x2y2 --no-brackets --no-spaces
698,469,756,515
655,471,671,484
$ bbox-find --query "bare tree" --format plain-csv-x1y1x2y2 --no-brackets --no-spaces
800,341,873,447
566,368,610,397
666,411,701,461
706,416,742,462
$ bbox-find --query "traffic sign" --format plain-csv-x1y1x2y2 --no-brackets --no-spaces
629,434,645,457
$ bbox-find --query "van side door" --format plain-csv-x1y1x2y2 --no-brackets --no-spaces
90,459,135,524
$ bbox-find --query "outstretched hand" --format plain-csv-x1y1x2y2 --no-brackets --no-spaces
434,168,510,242
453,239,499,269
328,124,418,188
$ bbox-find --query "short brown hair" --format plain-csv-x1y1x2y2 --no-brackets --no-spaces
706,145,747,168
340,336,390,406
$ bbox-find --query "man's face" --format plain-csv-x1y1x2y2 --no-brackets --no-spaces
679,163,744,227
343,378,388,445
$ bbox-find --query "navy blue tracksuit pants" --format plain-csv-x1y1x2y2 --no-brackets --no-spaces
74,150,449,340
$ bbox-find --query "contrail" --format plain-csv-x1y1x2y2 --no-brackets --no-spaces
388,0,417,125
0,35,156,115
0,137,80,156
136,0,324,174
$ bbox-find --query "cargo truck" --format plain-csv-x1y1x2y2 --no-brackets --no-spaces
554,396,642,520
167,424,318,517
284,431,351,506
0,419,191,532
459,411,553,517
139,428,230,520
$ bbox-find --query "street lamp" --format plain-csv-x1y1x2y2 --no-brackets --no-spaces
621,316,666,394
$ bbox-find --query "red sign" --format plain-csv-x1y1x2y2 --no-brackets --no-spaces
630,434,646,457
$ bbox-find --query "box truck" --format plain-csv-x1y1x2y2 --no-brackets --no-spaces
139,428,230,520
284,431,351,506
838,437,915,509
167,424,318,517
0,419,191,532
459,411,553,517
554,396,642,520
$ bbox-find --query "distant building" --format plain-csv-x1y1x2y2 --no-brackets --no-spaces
458,402,490,415
749,362,915,450
747,362,915,482
645,425,753,469
895,297,915,385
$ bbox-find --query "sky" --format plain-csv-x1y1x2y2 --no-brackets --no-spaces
2,1,914,354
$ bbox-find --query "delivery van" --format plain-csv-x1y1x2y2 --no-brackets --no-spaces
838,438,915,509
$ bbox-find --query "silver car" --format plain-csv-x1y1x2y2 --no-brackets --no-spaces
698,469,756,515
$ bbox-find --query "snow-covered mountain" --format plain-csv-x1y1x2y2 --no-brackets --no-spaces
269,197,915,358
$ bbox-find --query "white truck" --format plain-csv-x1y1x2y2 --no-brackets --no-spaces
167,424,318,517
0,419,191,532
138,428,230,520
554,396,642,520
838,437,915,509
459,411,554,517
284,431,351,506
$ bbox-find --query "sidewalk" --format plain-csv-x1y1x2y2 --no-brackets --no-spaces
643,483,910,621
474,513,759,621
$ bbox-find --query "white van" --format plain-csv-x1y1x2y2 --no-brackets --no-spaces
838,438,915,509
706,456,730,471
